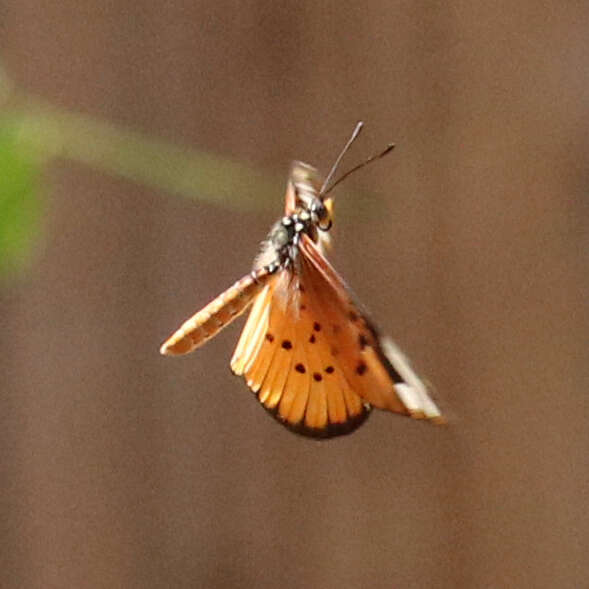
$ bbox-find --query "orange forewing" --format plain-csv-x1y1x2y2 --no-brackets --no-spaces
298,235,443,422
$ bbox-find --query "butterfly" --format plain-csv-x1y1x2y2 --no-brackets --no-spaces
160,122,444,438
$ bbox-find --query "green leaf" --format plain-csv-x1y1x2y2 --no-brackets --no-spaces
0,116,41,278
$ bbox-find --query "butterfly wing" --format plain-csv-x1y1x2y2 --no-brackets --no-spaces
231,267,370,438
284,161,322,215
160,267,275,356
162,235,442,436
298,234,444,422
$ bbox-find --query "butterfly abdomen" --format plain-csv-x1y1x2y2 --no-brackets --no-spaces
160,268,274,356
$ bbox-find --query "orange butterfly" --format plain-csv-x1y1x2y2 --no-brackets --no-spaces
160,122,444,438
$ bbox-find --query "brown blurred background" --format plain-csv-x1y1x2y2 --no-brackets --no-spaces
1,2,588,588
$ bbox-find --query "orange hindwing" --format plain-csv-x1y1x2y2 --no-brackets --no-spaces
230,267,370,437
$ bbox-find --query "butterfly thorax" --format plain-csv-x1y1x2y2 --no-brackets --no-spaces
255,207,330,273
253,162,333,273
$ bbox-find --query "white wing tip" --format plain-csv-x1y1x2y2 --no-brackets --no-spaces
394,383,443,421
380,337,446,424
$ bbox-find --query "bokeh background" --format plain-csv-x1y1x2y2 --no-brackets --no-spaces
1,2,587,588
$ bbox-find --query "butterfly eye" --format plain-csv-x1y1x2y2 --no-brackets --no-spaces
311,201,327,220
310,200,332,231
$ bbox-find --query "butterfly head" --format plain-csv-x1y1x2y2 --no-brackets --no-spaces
285,161,334,232
258,124,394,272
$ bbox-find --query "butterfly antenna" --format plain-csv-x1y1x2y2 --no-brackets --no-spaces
322,142,395,196
320,121,364,195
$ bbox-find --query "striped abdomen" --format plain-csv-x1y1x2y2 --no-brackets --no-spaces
160,267,275,356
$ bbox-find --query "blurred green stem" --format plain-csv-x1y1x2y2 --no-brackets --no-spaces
0,70,383,278
6,96,280,212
